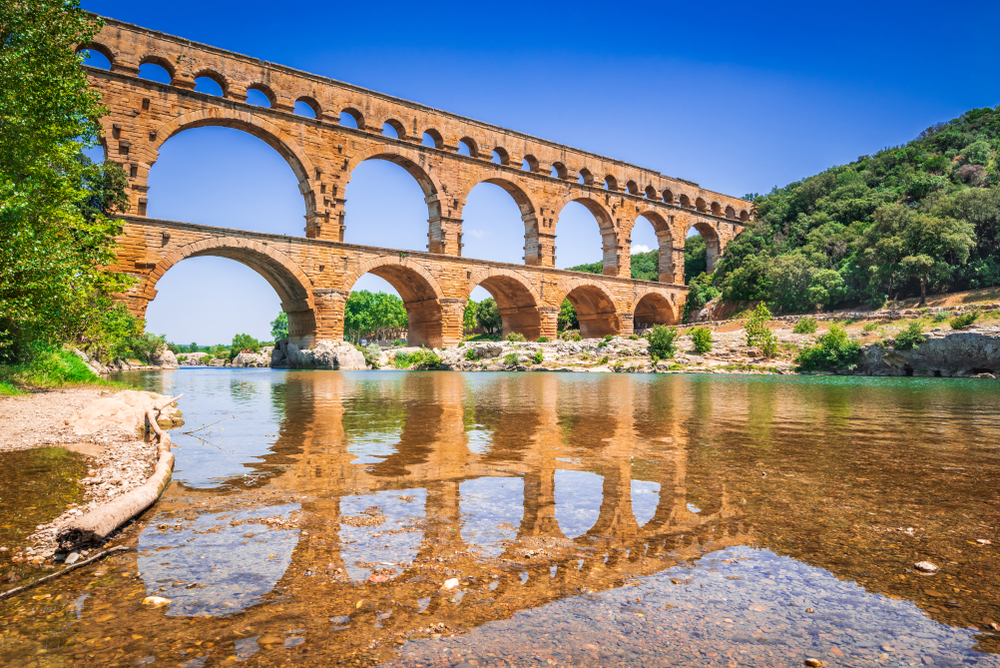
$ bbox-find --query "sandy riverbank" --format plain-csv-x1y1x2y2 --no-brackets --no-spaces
0,389,179,566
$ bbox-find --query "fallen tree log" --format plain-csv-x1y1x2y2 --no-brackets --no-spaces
0,546,132,602
56,394,183,551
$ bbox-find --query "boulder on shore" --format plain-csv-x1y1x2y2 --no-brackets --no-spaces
857,329,1000,377
271,339,367,370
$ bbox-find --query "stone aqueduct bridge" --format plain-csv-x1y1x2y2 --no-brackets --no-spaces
86,16,752,345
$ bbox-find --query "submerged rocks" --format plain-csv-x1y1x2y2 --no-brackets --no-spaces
271,339,367,370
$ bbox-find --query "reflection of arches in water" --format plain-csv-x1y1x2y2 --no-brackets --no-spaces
554,469,604,539
339,489,426,582
631,480,661,527
459,477,524,557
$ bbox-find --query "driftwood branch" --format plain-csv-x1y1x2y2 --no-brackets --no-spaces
56,394,183,551
0,546,132,601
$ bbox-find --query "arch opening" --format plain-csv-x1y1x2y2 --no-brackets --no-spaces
678,194,692,209
148,126,306,235
725,205,736,220
293,97,319,118
462,178,538,265
550,162,567,179
138,58,172,84
77,46,111,69
710,201,722,217
578,168,594,186
695,197,708,213
521,155,538,172
686,223,721,279
625,180,639,195
491,147,510,165
555,199,618,276
346,263,445,348
630,213,670,282
662,189,674,205
344,157,435,252
469,273,542,341
634,292,676,331
193,71,226,97
604,175,618,191
143,244,316,348
245,86,272,108
457,138,477,157
644,185,657,200
562,284,620,339
339,108,363,129
421,130,443,148
382,119,405,139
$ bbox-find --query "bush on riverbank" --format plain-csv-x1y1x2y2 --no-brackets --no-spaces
893,322,926,350
690,327,713,354
795,324,862,372
647,325,679,360
0,347,111,394
393,350,442,370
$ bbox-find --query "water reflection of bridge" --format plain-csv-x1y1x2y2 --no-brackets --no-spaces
173,372,748,660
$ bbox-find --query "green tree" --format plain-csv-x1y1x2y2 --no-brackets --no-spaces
270,312,289,341
463,299,477,332
475,298,502,335
684,234,707,282
744,302,778,358
344,290,407,343
229,333,261,360
557,298,578,331
0,2,131,361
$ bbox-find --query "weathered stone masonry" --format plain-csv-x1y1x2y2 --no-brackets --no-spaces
85,15,751,345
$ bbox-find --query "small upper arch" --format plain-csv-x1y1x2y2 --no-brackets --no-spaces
678,194,692,209
492,147,510,165
740,209,750,222
458,137,479,157
381,117,406,139
578,168,594,186
550,162,568,179
246,83,276,108
695,197,708,213
293,96,320,118
422,128,444,148
522,154,539,172
138,55,174,83
710,201,722,217
339,107,365,129
625,180,639,195
662,188,674,205
644,185,657,200
604,174,618,191
193,69,228,97
77,42,114,69
724,205,736,219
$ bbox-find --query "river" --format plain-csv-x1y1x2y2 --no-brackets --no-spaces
1,370,998,667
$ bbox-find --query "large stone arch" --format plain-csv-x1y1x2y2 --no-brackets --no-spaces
459,176,541,266
553,196,622,277
144,108,318,226
556,278,623,339
632,290,679,331
626,210,676,283
344,256,447,348
137,236,317,346
684,219,722,274
343,144,451,254
466,267,543,340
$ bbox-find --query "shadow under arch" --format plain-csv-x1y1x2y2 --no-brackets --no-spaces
136,236,317,346
344,144,446,252
149,109,317,230
559,281,621,338
467,268,543,340
344,257,446,348
633,291,679,330
555,197,621,276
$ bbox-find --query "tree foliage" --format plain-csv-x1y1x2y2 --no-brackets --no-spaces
557,298,578,331
475,298,502,335
0,2,132,361
344,291,407,343
270,312,289,341
712,106,1000,311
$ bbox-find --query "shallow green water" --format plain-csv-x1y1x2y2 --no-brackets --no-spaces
0,370,997,666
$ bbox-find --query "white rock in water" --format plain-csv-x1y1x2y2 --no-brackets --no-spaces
142,596,172,607
443,578,460,590
914,561,938,572
65,552,81,565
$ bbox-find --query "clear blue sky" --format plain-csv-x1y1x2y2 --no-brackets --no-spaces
81,0,1000,345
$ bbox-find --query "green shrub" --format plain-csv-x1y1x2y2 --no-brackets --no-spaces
793,317,818,334
572,334,582,342
603,334,614,342
0,347,103,390
393,339,405,347
745,303,778,358
360,343,382,368
932,311,950,323
598,355,609,365
393,350,441,369
795,324,862,372
628,334,639,341
690,327,713,354
862,321,880,333
893,322,926,350
598,340,608,348
647,325,679,361
532,349,544,364
950,310,980,330
506,332,527,343
536,336,550,343
503,352,519,365
464,348,477,361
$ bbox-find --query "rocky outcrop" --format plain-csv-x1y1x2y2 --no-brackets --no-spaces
857,328,1000,377
150,347,178,369
231,348,272,368
271,339,367,370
